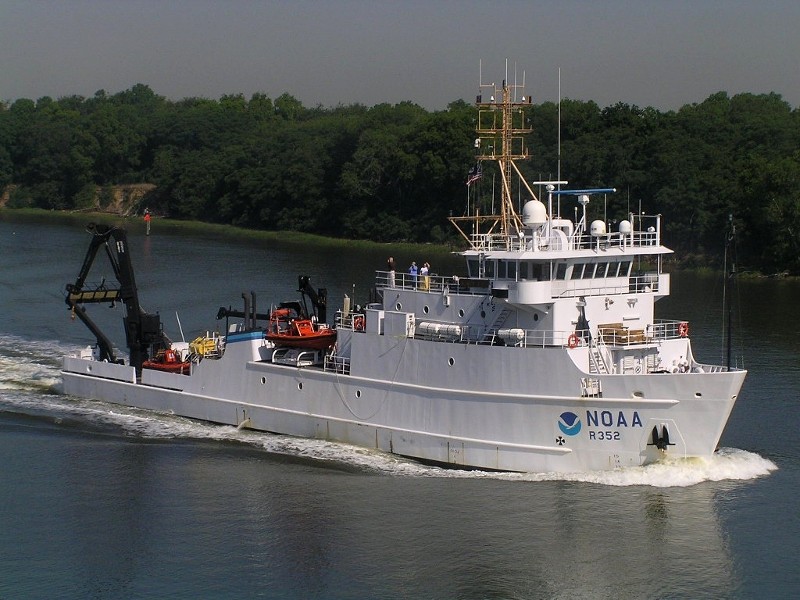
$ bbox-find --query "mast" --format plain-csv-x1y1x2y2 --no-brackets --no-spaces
725,214,737,371
449,62,535,249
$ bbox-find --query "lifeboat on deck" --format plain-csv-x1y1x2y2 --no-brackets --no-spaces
266,308,336,350
142,348,191,375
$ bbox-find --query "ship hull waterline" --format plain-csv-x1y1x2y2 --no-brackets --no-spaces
62,341,744,474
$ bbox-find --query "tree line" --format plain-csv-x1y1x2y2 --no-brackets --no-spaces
1,84,798,273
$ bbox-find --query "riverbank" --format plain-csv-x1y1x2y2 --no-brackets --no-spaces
0,207,457,259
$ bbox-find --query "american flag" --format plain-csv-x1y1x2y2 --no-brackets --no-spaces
466,163,483,187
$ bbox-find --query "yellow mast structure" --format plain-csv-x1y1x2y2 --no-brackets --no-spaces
449,64,538,250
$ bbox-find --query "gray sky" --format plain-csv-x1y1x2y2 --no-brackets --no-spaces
2,0,798,111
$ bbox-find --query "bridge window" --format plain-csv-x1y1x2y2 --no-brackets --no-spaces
506,261,516,280
520,262,545,281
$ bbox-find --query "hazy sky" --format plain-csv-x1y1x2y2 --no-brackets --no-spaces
2,0,798,111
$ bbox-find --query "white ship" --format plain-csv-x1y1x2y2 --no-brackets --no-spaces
61,71,745,473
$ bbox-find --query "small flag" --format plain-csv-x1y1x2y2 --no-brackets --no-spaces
466,163,482,187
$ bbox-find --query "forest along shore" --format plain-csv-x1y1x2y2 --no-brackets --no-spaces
1,87,798,274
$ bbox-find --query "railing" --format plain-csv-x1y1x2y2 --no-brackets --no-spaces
403,317,582,348
596,320,690,347
377,270,662,301
553,272,660,298
411,319,690,350
324,354,350,374
650,320,691,340
376,271,474,294
467,225,661,253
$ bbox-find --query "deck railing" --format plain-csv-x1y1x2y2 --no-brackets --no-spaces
377,271,465,294
409,319,691,349
376,270,661,300
466,214,662,252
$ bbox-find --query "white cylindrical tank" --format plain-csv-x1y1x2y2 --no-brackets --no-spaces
417,322,462,339
498,328,525,344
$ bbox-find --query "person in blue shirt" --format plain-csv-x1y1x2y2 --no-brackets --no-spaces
408,261,418,287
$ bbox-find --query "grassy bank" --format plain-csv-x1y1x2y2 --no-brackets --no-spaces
0,207,456,256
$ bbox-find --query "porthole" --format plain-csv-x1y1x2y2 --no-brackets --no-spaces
423,305,429,314
695,392,702,398
533,314,539,322
481,310,486,318
355,390,362,398
298,382,303,391
448,357,455,367
631,390,644,398
458,309,465,317
260,376,266,385
396,302,402,311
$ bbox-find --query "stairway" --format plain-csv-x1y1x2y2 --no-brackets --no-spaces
589,342,610,374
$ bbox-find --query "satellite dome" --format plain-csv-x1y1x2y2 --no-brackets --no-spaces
590,220,606,237
619,220,632,234
522,200,547,226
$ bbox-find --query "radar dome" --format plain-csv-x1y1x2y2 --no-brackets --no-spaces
522,200,547,226
590,220,606,237
618,220,632,234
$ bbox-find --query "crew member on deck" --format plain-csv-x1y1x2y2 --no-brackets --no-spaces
420,262,430,290
387,256,396,287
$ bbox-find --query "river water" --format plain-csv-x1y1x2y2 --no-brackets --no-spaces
0,214,796,599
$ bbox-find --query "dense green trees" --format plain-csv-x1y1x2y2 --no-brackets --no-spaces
1,85,798,273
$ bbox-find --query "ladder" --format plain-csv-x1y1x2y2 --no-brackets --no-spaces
589,340,610,374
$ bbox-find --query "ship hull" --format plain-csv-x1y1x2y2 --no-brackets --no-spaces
62,334,745,473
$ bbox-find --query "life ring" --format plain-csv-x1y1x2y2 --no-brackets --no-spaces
353,315,365,331
678,322,689,338
567,333,579,349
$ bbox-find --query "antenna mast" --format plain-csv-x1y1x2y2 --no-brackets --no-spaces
449,61,536,249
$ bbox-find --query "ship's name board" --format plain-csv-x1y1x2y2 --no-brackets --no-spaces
586,410,643,428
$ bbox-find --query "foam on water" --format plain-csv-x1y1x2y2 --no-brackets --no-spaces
0,336,65,393
0,333,778,488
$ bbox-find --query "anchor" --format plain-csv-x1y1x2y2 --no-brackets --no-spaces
649,424,675,451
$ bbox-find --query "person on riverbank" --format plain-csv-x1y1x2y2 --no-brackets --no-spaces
144,208,151,236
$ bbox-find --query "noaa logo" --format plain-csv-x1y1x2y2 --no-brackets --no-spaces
558,412,582,436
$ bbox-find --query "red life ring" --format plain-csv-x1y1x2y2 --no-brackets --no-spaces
678,322,689,338
353,315,365,331
567,333,579,349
